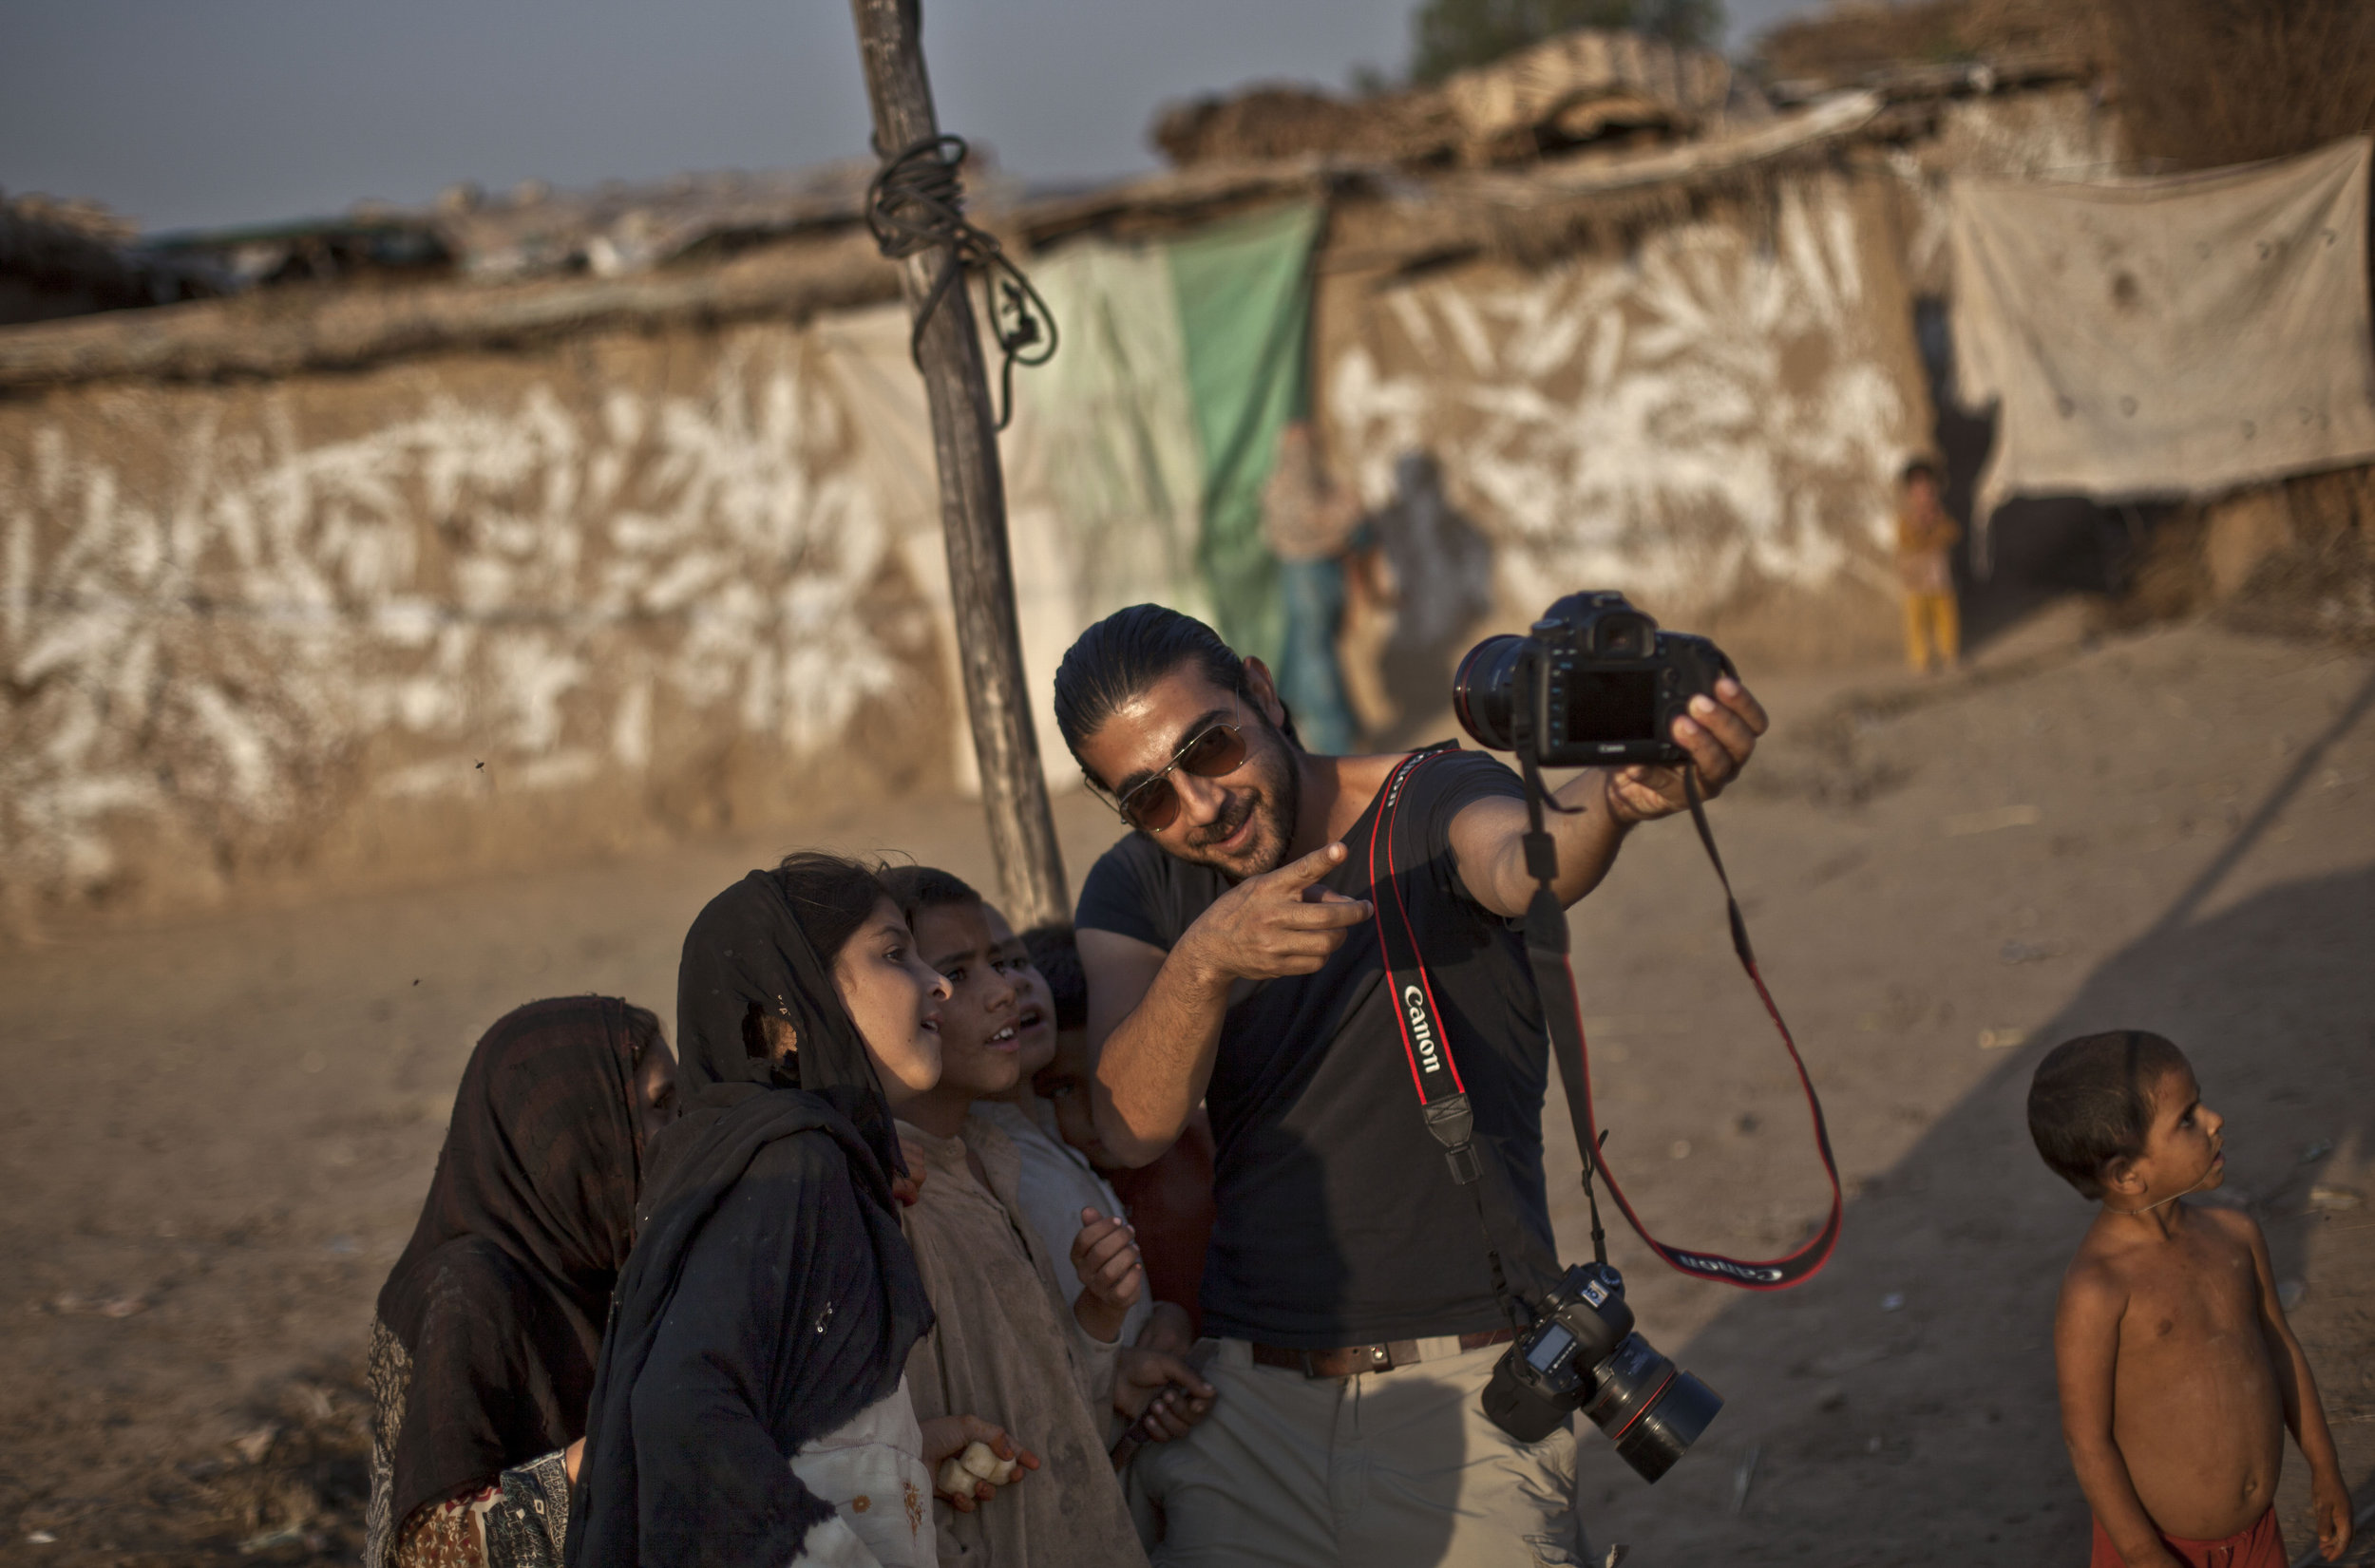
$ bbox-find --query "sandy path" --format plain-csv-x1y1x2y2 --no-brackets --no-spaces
2,615,2369,1565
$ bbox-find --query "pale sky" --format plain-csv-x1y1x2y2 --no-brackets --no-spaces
1,0,1829,236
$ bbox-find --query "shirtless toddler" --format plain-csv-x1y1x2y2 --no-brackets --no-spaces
2029,1030,2351,1566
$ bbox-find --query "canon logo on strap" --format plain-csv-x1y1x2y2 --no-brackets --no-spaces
1402,984,1444,1074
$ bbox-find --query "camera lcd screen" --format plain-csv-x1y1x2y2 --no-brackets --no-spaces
1525,1322,1577,1374
1563,671,1657,744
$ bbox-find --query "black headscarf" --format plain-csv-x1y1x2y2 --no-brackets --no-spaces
565,870,932,1568
374,995,647,1534
681,872,895,1090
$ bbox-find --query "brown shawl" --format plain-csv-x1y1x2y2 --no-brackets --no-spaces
897,1112,1146,1568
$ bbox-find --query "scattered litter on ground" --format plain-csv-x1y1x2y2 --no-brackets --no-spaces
1978,1027,2028,1050
1731,1444,1761,1515
48,1291,150,1318
1880,1293,1906,1312
2308,1186,2364,1211
1945,804,2042,836
237,1525,312,1555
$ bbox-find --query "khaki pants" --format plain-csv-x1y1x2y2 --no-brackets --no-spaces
1130,1338,1584,1568
1902,590,1960,671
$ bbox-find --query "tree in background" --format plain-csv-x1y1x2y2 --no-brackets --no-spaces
1410,0,1726,84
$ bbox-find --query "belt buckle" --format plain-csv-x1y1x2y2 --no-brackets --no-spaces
1338,1341,1419,1375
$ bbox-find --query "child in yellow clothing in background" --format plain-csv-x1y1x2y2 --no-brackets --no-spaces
1896,456,1962,673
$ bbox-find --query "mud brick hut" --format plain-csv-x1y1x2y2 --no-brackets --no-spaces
4,17,2368,928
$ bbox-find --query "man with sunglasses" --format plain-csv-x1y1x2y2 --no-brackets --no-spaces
1052,603,1765,1568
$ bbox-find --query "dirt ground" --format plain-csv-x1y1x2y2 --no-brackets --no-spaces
2,604,2370,1567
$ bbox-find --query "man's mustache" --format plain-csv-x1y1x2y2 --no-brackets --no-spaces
1188,793,1256,849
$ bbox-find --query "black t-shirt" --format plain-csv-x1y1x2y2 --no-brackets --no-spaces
1074,746,1558,1347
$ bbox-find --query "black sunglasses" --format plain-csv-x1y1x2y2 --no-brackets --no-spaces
1102,703,1250,833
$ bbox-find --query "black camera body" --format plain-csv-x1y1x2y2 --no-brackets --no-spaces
1454,592,1736,768
1483,1263,1723,1483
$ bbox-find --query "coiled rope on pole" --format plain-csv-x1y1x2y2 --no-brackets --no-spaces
865,134,1056,430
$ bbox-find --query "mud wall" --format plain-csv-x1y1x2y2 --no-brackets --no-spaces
0,316,958,925
1316,167,1934,668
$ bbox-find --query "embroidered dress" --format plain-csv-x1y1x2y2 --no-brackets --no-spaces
370,1320,574,1568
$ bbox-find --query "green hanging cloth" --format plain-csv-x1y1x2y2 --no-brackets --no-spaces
1166,202,1324,670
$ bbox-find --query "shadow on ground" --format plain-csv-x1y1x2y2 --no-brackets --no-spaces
1580,683,2375,1566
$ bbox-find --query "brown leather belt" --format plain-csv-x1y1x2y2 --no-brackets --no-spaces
1251,1329,1517,1379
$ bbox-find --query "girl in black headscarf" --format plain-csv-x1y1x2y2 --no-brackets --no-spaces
366,995,677,1568
568,852,1022,1568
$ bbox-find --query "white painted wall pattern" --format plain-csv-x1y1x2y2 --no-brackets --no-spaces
0,328,921,903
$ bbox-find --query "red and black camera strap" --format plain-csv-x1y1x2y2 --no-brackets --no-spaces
1361,746,1843,1293
1363,746,1523,1325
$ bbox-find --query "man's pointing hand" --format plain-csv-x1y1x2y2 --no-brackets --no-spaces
1181,841,1370,986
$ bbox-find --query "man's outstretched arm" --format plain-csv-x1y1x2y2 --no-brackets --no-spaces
1454,678,1768,918
1082,843,1370,1166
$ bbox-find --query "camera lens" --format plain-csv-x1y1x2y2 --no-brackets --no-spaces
1580,1334,1723,1483
1454,634,1525,751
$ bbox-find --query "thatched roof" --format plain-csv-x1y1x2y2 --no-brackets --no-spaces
1153,28,1757,171
1030,86,1883,259
1,193,218,313
1754,0,2101,99
0,25,2095,395
0,227,896,389
137,160,928,293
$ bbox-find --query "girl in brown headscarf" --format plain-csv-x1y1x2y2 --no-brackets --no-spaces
365,996,676,1568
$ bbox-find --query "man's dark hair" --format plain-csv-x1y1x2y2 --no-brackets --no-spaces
1899,455,1944,486
1019,921,1087,1032
877,864,983,929
2026,1030,2190,1199
1053,602,1295,785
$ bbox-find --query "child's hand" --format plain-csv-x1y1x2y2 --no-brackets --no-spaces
889,1136,926,1207
1112,1348,1215,1442
1070,1207,1143,1343
2312,1465,2353,1561
1134,1301,1194,1356
918,1415,1039,1513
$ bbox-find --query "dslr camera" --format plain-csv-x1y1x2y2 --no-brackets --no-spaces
1454,592,1735,768
1454,589,1736,1483
1482,1263,1722,1483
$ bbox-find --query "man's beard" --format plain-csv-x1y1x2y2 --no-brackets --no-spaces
1176,717,1301,880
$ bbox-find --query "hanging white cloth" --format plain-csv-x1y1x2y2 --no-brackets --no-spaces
1949,136,2375,562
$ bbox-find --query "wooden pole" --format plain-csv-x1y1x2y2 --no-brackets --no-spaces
848,0,1069,929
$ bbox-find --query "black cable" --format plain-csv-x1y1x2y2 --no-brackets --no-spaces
864,134,1056,430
